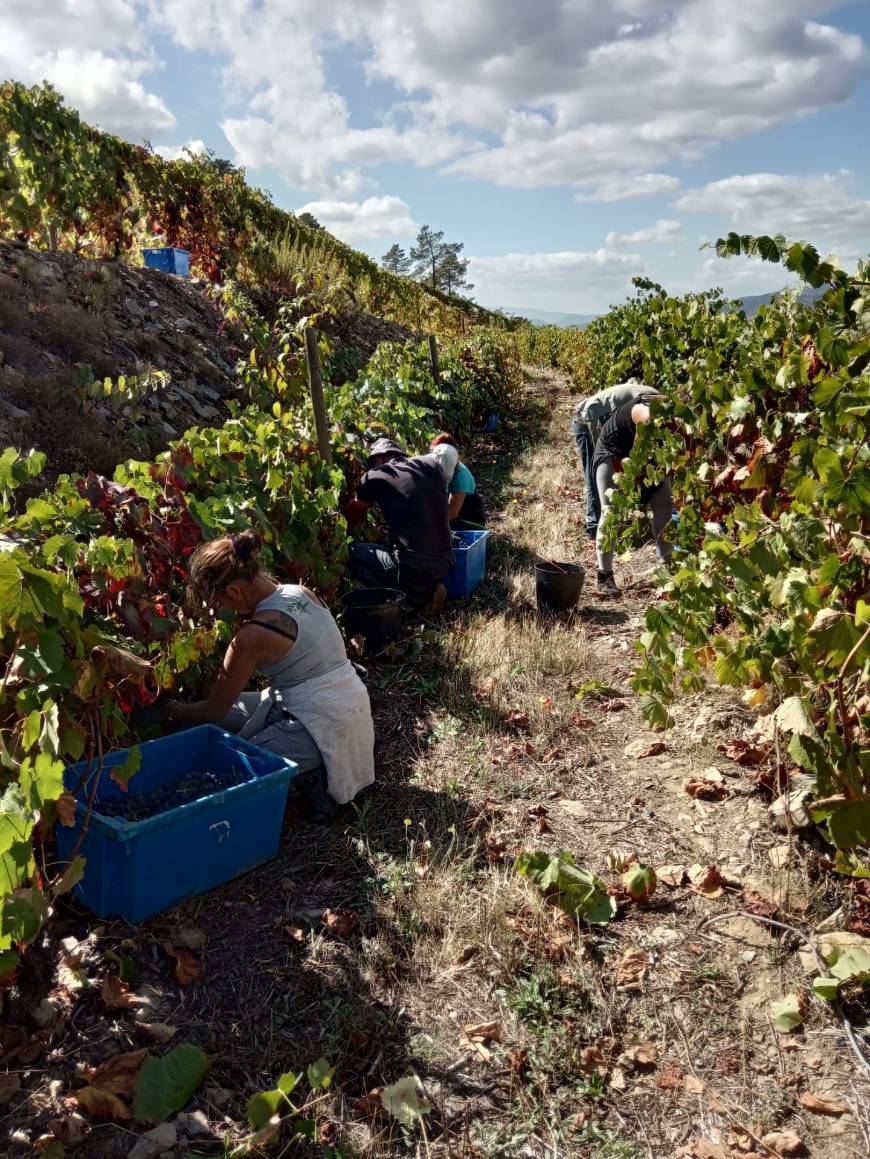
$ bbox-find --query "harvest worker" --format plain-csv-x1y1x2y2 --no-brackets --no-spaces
571,382,664,539
345,437,454,615
429,433,486,530
592,399,672,597
166,530,374,819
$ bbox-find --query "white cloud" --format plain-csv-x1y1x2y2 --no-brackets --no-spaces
0,1,175,135
153,139,207,161
693,254,801,299
149,1,867,195
606,219,681,246
674,172,870,258
295,196,418,242
468,248,643,312
575,173,682,203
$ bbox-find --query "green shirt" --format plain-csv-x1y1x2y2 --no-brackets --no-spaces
449,461,476,494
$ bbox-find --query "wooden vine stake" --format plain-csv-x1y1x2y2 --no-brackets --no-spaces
304,327,332,465
428,335,441,387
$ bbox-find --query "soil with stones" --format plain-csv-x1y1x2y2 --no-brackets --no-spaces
2,368,868,1159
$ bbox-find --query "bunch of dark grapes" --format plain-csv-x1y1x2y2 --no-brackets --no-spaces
96,767,248,823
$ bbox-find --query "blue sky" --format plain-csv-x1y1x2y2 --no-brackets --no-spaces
3,1,869,314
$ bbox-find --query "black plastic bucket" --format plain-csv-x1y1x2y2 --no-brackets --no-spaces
340,588,406,650
535,562,585,613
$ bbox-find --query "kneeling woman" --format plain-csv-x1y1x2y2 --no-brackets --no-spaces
167,530,375,816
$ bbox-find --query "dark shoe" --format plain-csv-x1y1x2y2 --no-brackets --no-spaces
596,570,621,597
425,583,448,615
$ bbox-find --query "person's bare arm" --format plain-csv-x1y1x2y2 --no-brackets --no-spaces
167,631,262,724
448,491,467,520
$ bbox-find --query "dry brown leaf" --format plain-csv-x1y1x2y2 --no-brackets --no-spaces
322,908,361,939
622,1041,657,1068
742,888,778,918
760,1129,806,1157
609,1066,627,1091
101,974,134,1011
56,792,77,827
0,1072,22,1104
684,778,727,801
542,747,562,763
73,1086,132,1122
134,1022,177,1044
462,1021,502,1044
456,944,479,965
285,924,305,942
687,864,724,899
656,1064,684,1090
351,1088,383,1115
692,1142,728,1159
657,864,687,887
614,947,650,990
483,832,507,863
625,738,667,759
81,1048,148,1097
721,739,769,767
571,714,597,729
48,1114,88,1145
684,1075,705,1095
798,1091,848,1116
579,1045,609,1076
163,943,204,985
509,1048,528,1074
607,846,639,872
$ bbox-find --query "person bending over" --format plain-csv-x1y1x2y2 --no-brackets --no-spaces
571,383,664,539
345,438,453,615
429,433,486,530
167,530,374,819
592,401,672,597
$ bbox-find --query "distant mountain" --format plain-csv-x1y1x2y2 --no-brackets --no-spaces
733,286,824,318
502,305,597,328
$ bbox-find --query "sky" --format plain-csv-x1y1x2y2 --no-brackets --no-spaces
3,1,870,315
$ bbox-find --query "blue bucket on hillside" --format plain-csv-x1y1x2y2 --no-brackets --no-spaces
483,413,499,433
55,725,298,923
446,530,491,598
142,247,190,277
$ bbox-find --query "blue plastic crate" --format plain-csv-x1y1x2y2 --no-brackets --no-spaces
55,726,298,923
141,247,190,276
445,529,490,598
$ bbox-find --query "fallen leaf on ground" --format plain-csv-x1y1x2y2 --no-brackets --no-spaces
163,944,204,986
48,1114,88,1145
798,1091,848,1115
56,792,77,827
351,1088,383,1115
285,924,305,942
684,778,727,801
687,864,724,899
102,974,135,1011
684,1075,705,1095
379,1075,433,1127
770,993,805,1032
721,739,769,766
579,1045,609,1076
322,908,361,939
506,709,529,730
32,1136,65,1158
509,1048,528,1074
484,832,507,862
73,1086,132,1122
0,1072,22,1104
542,747,562,763
625,739,667,759
134,1022,177,1044
571,714,596,729
657,864,687,887
600,699,627,713
609,1066,627,1091
614,947,651,990
623,864,657,903
691,1142,727,1159
462,1021,501,1043
80,1049,148,1098
736,889,776,919
760,1129,806,1156
456,944,479,965
620,1041,657,1068
606,846,638,872
656,1064,683,1090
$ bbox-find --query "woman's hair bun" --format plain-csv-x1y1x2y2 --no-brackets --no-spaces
233,528,263,560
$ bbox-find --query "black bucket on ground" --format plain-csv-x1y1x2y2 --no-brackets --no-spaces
340,588,407,650
535,561,585,614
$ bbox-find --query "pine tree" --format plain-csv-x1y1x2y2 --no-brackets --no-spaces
437,243,473,295
410,225,446,289
381,243,411,276
297,211,323,230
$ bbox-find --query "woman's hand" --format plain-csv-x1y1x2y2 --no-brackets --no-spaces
166,700,194,722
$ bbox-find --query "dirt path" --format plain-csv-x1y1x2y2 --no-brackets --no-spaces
6,368,868,1159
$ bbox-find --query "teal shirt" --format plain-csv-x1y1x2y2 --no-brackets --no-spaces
449,461,476,494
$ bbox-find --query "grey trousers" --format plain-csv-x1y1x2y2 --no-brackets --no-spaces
595,460,673,573
221,692,322,773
